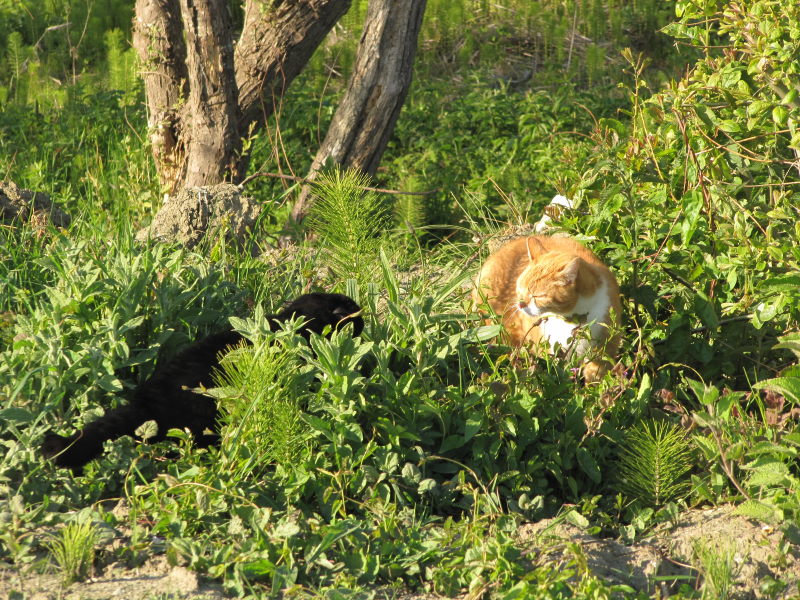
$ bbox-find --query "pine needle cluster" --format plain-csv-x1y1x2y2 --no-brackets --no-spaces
214,331,311,475
617,420,693,508
308,168,391,284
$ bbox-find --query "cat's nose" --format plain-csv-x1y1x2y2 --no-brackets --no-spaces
518,300,528,308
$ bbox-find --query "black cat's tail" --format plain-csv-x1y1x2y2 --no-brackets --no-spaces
41,403,151,471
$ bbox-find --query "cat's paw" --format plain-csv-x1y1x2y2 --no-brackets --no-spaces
582,360,610,384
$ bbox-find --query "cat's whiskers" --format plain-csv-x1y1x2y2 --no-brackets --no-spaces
336,309,364,330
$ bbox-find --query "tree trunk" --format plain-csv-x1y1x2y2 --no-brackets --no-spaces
290,0,427,223
178,0,241,187
133,0,351,195
235,0,352,132
133,0,188,194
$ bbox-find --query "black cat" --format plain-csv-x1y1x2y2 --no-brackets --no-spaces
41,292,364,471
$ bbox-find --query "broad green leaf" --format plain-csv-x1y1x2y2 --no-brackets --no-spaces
753,376,800,404
718,119,741,132
752,300,781,328
118,315,145,334
242,559,275,577
576,448,601,484
599,118,627,137
773,105,789,126
747,100,772,117
0,408,33,423
564,509,589,529
499,581,532,600
773,332,800,359
762,274,800,294
463,416,481,443
734,500,782,523
782,433,800,447
680,190,703,245
439,434,464,454
135,420,158,441
418,478,437,493
696,106,716,129
744,460,790,488
747,441,797,457
686,378,719,406
401,462,421,483
693,292,718,330
96,373,124,392
273,520,301,539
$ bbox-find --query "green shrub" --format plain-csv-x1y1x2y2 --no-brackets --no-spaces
566,0,800,385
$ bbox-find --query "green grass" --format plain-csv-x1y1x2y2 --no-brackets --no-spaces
46,521,98,584
1,0,800,597
694,539,737,600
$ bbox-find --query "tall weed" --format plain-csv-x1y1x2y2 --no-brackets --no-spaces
307,169,391,285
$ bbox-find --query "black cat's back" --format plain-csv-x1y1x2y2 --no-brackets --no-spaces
139,329,245,395
41,292,364,471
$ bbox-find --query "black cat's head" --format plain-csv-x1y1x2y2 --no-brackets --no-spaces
278,293,364,337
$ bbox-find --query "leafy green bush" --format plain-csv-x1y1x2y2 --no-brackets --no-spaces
530,0,800,529
562,0,800,387
689,335,800,524
0,239,246,500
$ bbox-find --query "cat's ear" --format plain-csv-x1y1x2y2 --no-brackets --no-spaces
525,237,546,261
559,257,582,285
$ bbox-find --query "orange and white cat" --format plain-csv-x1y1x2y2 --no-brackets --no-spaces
472,235,621,382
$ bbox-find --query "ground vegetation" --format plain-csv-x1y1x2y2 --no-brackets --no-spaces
1,0,799,598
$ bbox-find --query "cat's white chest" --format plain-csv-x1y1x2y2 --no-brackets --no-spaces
540,316,578,352
539,280,610,356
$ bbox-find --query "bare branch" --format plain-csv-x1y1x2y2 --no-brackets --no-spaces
239,171,437,196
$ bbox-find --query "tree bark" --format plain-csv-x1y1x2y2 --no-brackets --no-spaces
235,0,352,132
133,0,351,194
290,0,427,223
133,0,188,193
178,0,240,187
133,0,426,244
